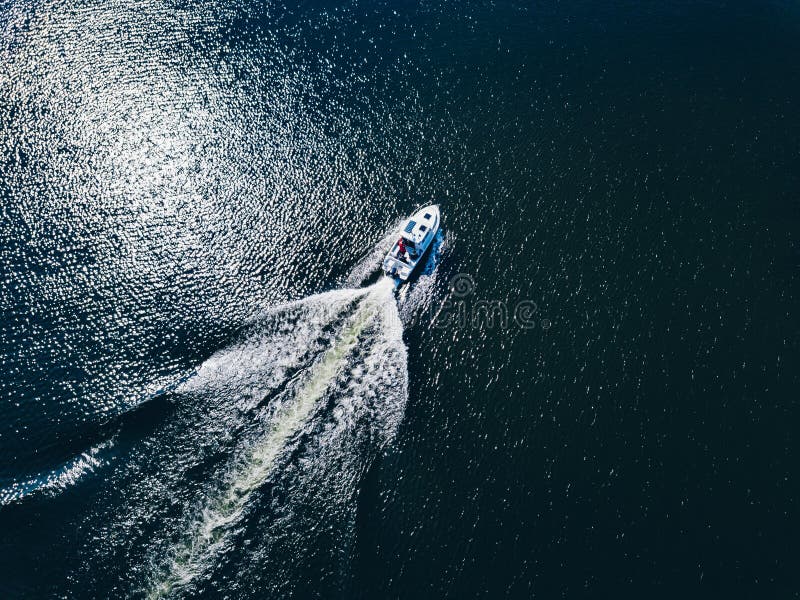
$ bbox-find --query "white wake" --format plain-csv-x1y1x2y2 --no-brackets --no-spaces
146,277,406,597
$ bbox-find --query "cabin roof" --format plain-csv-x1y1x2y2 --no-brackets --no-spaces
401,219,428,243
400,206,438,244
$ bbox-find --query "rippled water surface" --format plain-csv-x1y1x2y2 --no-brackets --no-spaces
1,0,798,597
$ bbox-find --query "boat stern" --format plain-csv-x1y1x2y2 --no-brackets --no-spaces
382,255,412,280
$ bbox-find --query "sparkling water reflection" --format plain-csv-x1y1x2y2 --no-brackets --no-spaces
1,0,798,598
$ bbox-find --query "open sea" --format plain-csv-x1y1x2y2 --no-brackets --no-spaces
1,0,798,597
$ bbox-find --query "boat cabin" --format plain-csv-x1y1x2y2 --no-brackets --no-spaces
400,210,436,252
383,205,440,282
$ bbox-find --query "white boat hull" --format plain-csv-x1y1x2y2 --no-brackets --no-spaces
382,205,440,283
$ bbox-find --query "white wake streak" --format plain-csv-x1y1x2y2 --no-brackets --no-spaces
0,439,114,506
147,278,401,598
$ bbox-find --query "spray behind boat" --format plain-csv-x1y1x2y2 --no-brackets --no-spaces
141,278,407,598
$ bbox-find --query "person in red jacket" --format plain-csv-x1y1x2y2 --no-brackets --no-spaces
397,237,407,260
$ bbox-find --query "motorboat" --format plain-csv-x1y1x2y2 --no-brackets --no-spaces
382,204,440,284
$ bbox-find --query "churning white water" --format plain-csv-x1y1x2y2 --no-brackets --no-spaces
146,277,406,597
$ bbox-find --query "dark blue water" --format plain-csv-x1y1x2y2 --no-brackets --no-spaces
1,0,798,597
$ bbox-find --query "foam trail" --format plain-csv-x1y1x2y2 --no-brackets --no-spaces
0,439,114,506
146,277,400,598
